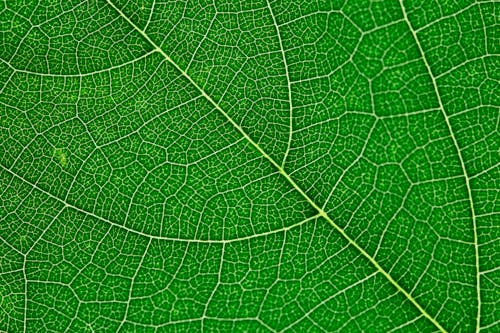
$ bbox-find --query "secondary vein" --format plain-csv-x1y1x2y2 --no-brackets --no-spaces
399,1,481,332
265,0,294,168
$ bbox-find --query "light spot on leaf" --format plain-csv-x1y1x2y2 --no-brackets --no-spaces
53,148,68,167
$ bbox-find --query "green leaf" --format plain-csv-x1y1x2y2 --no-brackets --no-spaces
0,0,498,332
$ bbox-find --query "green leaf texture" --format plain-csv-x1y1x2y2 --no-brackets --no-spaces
0,0,498,332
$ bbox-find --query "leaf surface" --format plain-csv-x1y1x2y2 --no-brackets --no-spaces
0,0,498,332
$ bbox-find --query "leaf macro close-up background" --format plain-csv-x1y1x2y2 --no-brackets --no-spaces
0,0,499,332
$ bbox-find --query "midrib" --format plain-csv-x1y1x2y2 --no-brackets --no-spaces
106,1,448,332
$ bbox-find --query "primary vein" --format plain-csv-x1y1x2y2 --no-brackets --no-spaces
105,1,447,331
